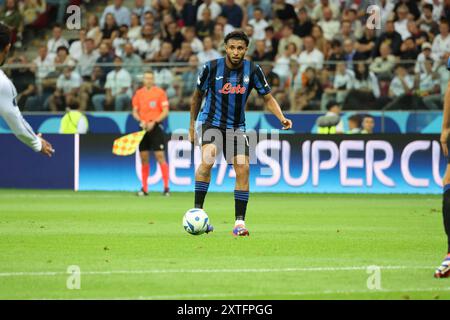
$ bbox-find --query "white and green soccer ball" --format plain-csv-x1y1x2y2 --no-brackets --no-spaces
183,208,209,235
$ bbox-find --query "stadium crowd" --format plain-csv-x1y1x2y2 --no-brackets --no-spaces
0,0,449,112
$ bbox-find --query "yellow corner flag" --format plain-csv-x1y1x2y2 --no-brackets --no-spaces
112,130,146,156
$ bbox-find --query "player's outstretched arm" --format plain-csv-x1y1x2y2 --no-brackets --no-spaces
263,93,292,130
0,98,54,156
189,89,204,144
441,81,450,157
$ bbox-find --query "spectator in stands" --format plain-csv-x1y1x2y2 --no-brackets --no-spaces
370,42,397,80
343,39,365,70
247,63,281,110
384,64,417,110
47,24,69,55
294,66,322,111
298,35,324,73
311,0,339,21
112,25,130,57
246,0,271,22
248,7,268,41
327,39,345,72
432,19,450,60
407,20,429,49
183,26,203,54
127,13,142,42
373,20,402,57
86,14,102,47
151,41,174,63
96,42,115,86
221,0,243,28
418,3,439,39
273,0,297,24
273,43,297,85
356,27,377,60
77,38,100,81
311,25,327,56
197,36,221,65
6,54,36,109
216,14,234,35
195,7,214,40
276,58,301,110
197,0,222,22
252,40,272,61
415,42,438,74
31,45,55,90
133,23,161,60
132,0,152,25
376,0,395,28
100,0,131,29
318,7,340,41
264,26,279,59
154,66,176,101
174,54,199,110
345,62,380,110
294,7,313,38
92,56,132,111
69,29,87,62
122,42,142,84
48,64,82,112
416,57,441,110
54,46,75,75
20,0,46,27
173,41,193,62
347,114,362,134
393,0,421,20
143,11,159,34
0,0,23,46
394,4,411,41
277,24,302,56
102,13,119,41
321,62,354,110
173,0,196,27
344,8,363,39
399,37,419,71
162,21,183,51
334,20,356,44
361,115,375,134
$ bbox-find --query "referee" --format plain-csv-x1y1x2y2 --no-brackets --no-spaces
132,70,170,196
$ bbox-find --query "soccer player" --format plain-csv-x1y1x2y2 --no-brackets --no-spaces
189,31,292,236
436,59,450,278
0,23,54,157
132,70,170,196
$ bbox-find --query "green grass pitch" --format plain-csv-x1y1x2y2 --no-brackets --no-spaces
0,190,449,300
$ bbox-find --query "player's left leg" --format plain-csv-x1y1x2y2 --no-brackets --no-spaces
232,154,250,237
435,164,450,278
154,150,170,196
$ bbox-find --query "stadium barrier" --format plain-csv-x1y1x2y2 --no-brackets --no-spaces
0,133,445,193
0,111,443,134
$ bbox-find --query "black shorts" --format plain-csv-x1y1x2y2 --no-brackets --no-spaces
198,123,249,163
139,124,166,152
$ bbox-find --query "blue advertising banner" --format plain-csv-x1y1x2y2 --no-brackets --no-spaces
0,134,76,189
78,134,446,194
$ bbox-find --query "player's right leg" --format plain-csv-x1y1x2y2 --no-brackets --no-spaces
194,143,216,209
435,164,450,278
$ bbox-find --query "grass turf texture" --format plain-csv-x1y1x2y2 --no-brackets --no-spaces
0,190,449,300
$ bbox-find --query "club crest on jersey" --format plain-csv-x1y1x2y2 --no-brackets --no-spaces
244,76,250,84
219,83,246,94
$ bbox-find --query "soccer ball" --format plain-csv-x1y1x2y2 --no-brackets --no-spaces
183,208,209,235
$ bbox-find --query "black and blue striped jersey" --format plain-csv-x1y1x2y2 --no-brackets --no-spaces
196,57,271,130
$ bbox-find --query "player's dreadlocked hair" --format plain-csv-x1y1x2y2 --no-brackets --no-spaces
0,23,11,51
224,30,249,47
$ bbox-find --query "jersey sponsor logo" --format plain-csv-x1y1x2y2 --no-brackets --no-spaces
218,83,246,94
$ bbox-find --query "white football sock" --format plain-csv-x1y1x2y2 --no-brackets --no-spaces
235,220,245,227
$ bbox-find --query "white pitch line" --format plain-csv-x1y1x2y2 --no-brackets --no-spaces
0,265,434,278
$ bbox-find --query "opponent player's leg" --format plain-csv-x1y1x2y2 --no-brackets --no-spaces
435,164,450,278
194,143,217,209
232,154,250,236
154,150,170,196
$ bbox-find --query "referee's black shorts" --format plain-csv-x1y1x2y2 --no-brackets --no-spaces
197,123,249,163
139,124,166,152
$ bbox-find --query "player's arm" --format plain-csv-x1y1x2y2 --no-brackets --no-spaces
189,63,209,143
0,89,54,156
263,93,292,130
254,64,292,130
441,81,450,157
